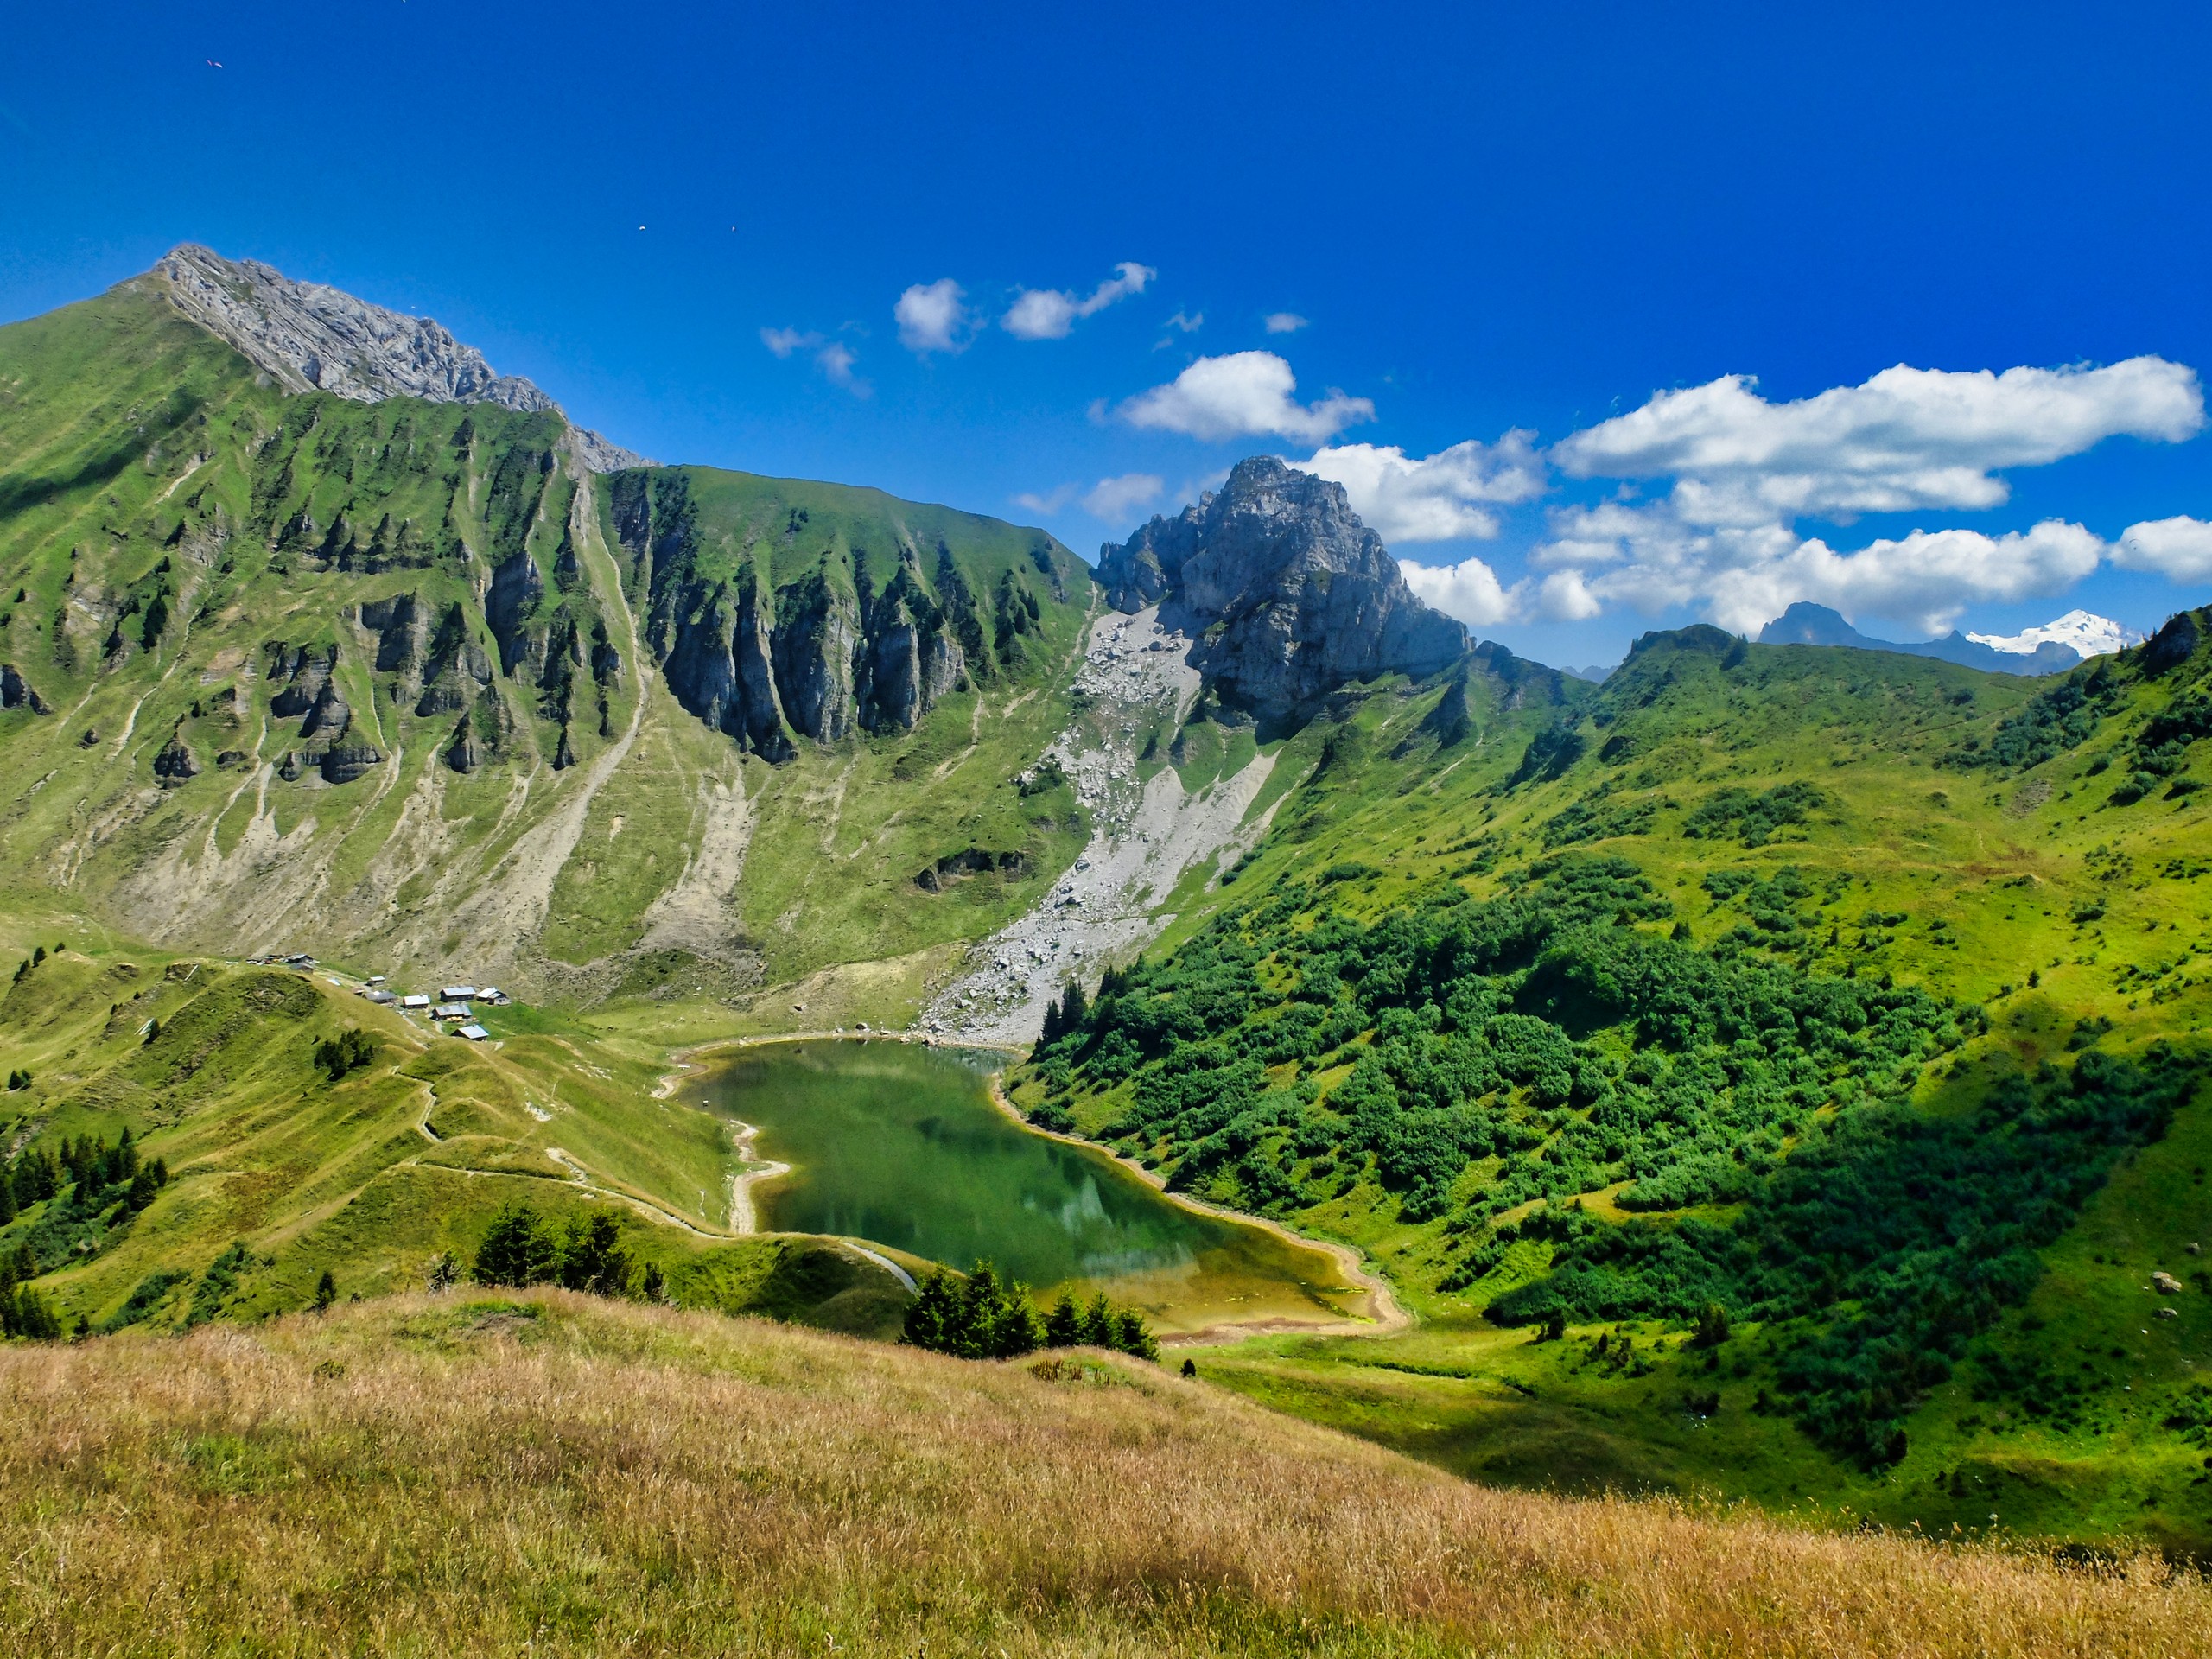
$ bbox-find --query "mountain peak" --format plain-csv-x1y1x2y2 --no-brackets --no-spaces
1097,454,1466,728
1967,608,2139,660
147,245,650,473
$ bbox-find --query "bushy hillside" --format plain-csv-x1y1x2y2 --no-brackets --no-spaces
3,1289,2199,1658
0,275,1096,1007
1008,614,2212,1550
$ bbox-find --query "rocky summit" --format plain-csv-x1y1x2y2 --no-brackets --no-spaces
151,245,649,473
1097,455,1467,727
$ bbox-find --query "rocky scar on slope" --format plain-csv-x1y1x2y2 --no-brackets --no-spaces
1096,455,1468,731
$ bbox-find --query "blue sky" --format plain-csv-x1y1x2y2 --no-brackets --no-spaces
5,2,2209,668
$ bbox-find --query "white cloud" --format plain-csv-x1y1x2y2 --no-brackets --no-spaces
1117,351,1374,444
1264,312,1308,334
816,341,868,397
1400,556,1520,627
761,327,867,395
1081,474,1163,522
1165,310,1203,334
1535,501,2106,635
1002,261,1156,340
1014,484,1080,516
1556,358,2203,522
2113,515,2212,582
760,327,821,359
895,278,971,353
1518,357,2207,634
1291,434,1546,543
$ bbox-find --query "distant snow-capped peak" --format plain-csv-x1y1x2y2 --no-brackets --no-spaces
1966,609,2139,659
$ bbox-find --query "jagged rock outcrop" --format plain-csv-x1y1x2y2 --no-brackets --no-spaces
445,716,483,774
913,849,1029,892
150,245,650,472
267,644,337,718
153,732,199,785
360,594,426,701
0,664,50,714
1096,456,1467,728
317,744,383,785
611,473,979,754
298,678,351,743
414,605,493,716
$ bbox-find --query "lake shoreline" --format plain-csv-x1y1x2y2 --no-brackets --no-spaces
660,1032,1411,1345
978,1074,1413,1344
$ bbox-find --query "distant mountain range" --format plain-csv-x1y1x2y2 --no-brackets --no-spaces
1756,601,2138,676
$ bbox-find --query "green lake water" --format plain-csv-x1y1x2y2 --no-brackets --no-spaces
689,1039,1365,1333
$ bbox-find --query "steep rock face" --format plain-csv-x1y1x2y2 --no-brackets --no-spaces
360,595,426,700
1096,456,1466,726
151,245,649,472
267,644,337,719
415,605,493,716
610,473,978,752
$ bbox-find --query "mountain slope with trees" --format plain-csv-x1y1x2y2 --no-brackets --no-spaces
1009,612,2212,1551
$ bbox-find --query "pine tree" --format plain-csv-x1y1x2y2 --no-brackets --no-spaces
312,1269,336,1313
1043,1292,1082,1347
473,1205,556,1287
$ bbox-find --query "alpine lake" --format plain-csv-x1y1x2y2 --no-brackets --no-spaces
683,1039,1374,1337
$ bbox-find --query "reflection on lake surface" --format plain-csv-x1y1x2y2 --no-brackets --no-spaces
689,1040,1363,1333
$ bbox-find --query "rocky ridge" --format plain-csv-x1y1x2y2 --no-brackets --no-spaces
150,245,649,473
1096,455,1467,729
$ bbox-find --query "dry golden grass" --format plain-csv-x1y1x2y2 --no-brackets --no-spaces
2,1292,2206,1657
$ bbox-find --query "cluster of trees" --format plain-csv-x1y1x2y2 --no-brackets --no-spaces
1483,1045,2202,1465
1,1127,168,1227
472,1204,664,1300
0,1242,58,1339
1681,781,1830,848
1955,664,2115,774
901,1262,1160,1362
1036,982,1088,1046
311,1027,377,1083
1031,855,1966,1228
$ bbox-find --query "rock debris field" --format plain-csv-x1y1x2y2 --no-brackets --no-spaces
920,607,1279,1045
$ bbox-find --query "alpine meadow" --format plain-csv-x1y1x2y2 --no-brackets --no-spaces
4,104,2212,1655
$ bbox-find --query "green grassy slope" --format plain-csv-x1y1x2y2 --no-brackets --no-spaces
0,277,1097,1006
8,1290,2201,1659
0,936,921,1340
1009,617,2212,1552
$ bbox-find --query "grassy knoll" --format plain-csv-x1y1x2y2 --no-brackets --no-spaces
1009,617,2212,1549
2,1288,2202,1658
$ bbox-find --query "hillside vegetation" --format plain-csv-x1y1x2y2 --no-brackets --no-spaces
1010,613,2212,1551
0,277,1095,1012
3,1289,2203,1658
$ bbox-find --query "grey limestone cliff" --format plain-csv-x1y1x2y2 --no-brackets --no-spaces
151,245,650,473
1096,455,1467,727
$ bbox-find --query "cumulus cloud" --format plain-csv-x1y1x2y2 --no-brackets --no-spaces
895,278,972,353
1082,474,1164,521
1533,500,2107,635
1399,555,1520,627
1118,351,1374,444
1292,434,1546,543
1264,312,1308,334
1002,262,1155,340
1517,357,2206,634
2112,515,2212,582
1555,358,2203,522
